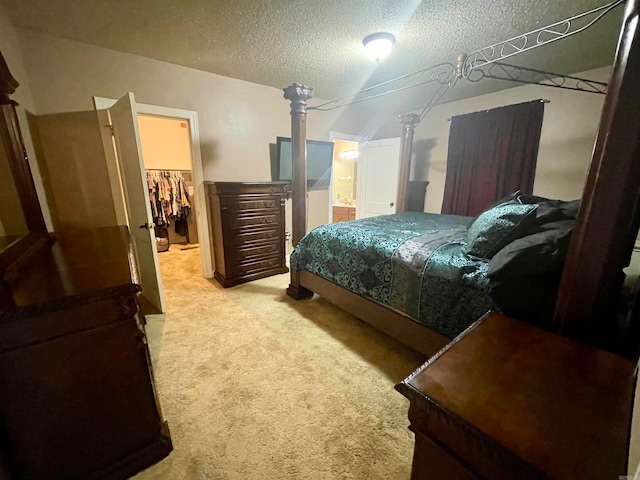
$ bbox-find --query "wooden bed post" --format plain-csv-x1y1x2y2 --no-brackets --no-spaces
396,113,421,212
554,0,640,349
284,83,314,300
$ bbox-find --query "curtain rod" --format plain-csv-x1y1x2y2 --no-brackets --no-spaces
446,98,550,121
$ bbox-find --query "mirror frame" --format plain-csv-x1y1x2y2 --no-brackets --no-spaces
0,50,49,280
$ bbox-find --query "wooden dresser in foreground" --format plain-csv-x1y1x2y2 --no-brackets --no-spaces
206,181,290,287
0,227,172,479
0,49,170,479
396,311,635,480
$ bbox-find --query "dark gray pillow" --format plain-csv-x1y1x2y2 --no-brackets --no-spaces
479,191,523,212
465,203,538,259
519,192,550,204
519,194,581,225
487,220,574,279
560,199,580,219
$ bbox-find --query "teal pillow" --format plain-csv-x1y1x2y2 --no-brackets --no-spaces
465,203,538,258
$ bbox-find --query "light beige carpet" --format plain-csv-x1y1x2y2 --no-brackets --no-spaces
133,246,426,479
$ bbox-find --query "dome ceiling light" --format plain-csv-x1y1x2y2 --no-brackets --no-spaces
363,32,395,62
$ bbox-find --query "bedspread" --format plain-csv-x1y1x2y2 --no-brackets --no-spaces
290,212,496,338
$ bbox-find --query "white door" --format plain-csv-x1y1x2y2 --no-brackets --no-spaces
356,137,401,218
110,93,165,313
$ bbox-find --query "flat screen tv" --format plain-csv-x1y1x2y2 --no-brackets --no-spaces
273,137,334,190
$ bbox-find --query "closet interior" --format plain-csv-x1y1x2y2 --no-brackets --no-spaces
137,114,198,252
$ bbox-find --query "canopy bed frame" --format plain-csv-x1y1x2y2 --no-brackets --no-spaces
285,0,638,357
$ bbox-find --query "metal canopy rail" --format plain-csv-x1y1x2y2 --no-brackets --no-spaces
467,62,609,95
308,0,622,115
461,0,624,78
308,62,457,112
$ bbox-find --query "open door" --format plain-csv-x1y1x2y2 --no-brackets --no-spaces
109,93,165,313
356,137,401,218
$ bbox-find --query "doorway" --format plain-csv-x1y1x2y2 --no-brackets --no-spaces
93,96,212,317
133,103,211,278
328,132,402,222
328,131,367,224
331,139,358,223
137,114,199,249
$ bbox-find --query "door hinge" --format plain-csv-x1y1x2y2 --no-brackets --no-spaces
104,124,114,136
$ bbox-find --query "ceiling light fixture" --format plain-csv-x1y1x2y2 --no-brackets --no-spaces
363,32,395,62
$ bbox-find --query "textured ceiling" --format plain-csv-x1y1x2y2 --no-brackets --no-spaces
5,0,623,106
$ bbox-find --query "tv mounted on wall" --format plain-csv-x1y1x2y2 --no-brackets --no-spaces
272,136,334,190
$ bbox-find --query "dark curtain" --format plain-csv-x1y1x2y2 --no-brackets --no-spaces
441,100,545,217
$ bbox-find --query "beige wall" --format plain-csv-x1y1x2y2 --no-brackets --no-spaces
0,5,52,229
5,23,612,255
11,26,612,236
16,28,361,230
138,114,192,171
403,67,610,213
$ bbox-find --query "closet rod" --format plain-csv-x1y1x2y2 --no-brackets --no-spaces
145,168,191,171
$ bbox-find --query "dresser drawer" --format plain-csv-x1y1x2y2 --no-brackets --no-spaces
235,240,281,261
226,212,280,229
221,197,281,211
232,254,283,276
231,228,282,246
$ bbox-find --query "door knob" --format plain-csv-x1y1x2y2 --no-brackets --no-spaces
139,222,155,230
389,202,395,207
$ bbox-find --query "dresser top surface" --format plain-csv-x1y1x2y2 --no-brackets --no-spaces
398,312,636,479
204,181,291,186
205,181,291,196
2,226,138,316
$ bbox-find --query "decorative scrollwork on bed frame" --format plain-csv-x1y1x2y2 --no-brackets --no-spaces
307,1,621,122
460,0,624,78
308,62,457,112
466,62,608,95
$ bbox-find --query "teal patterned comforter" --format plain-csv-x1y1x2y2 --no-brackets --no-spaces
290,212,496,338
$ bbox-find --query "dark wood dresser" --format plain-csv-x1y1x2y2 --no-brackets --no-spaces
0,49,171,479
0,227,172,479
206,181,290,287
396,312,635,480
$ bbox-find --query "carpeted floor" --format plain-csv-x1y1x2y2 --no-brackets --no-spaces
133,246,426,479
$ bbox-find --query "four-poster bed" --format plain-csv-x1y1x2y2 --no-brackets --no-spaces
285,0,637,357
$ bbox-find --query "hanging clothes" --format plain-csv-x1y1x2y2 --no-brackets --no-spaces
145,169,192,238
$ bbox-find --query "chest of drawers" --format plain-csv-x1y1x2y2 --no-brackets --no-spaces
206,182,290,287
